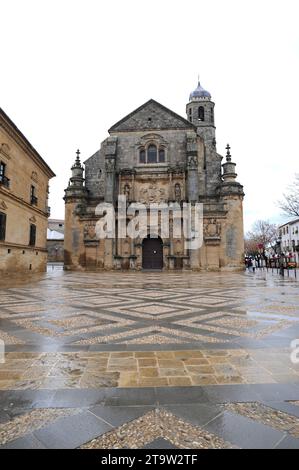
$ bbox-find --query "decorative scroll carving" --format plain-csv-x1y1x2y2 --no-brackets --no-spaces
31,171,38,182
0,200,8,210
0,143,11,158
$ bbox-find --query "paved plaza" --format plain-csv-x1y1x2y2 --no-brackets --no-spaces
0,269,299,449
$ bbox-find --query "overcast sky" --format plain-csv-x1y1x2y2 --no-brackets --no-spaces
1,0,298,231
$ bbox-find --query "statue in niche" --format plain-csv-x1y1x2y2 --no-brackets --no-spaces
123,183,131,201
174,183,181,202
188,155,198,168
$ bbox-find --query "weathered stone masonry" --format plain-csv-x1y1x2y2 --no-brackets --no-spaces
64,82,244,271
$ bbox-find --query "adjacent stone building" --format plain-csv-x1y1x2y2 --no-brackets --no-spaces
278,219,299,265
0,108,55,273
64,82,244,271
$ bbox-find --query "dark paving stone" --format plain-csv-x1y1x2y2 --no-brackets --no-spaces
33,411,112,449
204,410,284,449
163,404,223,426
250,384,299,402
143,438,178,449
275,435,299,449
262,401,299,418
0,410,10,424
104,388,157,406
5,344,61,353
200,384,260,404
235,339,269,349
0,390,56,410
51,389,109,408
0,433,46,449
156,386,210,405
89,405,155,427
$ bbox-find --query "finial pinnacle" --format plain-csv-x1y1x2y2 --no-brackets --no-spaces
75,149,81,165
226,144,232,162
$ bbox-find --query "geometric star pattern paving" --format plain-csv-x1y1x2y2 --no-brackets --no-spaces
1,269,299,449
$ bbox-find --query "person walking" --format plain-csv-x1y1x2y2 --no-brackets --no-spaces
252,257,256,273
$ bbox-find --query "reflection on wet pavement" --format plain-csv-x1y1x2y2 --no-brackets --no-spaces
0,270,299,448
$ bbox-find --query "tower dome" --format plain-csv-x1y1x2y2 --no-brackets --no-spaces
189,80,211,101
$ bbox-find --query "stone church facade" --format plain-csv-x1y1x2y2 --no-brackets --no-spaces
64,81,244,271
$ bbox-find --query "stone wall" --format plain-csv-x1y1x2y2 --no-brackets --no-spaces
0,113,54,273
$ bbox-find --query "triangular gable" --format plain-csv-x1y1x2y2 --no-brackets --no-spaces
109,99,195,133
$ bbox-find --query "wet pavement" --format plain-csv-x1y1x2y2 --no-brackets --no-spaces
0,269,299,448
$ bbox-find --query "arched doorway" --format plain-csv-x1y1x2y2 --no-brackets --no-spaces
142,235,163,270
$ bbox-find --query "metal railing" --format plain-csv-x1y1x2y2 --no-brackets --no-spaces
31,195,38,205
0,175,10,188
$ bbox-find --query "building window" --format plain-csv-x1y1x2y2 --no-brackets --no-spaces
139,148,146,163
139,145,166,164
29,224,36,246
0,161,10,188
30,185,38,205
0,211,6,241
210,107,214,123
147,145,157,163
198,106,205,121
159,148,165,163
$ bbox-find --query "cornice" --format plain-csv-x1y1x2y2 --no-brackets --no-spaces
0,108,55,178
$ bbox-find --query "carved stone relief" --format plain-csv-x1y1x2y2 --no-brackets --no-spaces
204,219,221,238
139,183,167,204
84,221,97,240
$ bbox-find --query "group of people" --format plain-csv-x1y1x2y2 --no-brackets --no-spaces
245,257,258,272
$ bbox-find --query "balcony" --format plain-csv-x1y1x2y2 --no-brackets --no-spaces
0,175,10,188
31,195,38,206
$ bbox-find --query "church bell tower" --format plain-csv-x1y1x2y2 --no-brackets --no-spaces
186,80,216,150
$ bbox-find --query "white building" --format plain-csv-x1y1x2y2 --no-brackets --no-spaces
279,218,299,265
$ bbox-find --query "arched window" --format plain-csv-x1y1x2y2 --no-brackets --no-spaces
198,106,205,121
210,107,214,123
147,145,157,163
139,148,146,163
159,148,165,163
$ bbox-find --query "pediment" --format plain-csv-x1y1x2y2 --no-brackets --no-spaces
109,99,194,133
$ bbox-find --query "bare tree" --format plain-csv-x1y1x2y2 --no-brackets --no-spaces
278,174,299,217
245,220,278,255
244,236,259,256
